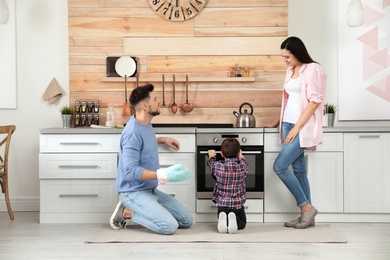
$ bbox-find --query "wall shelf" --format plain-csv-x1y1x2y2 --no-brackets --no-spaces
100,77,256,83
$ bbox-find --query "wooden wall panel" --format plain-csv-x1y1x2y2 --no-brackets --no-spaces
68,0,288,126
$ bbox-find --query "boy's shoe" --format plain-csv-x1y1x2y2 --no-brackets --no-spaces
110,201,125,230
227,212,238,234
217,212,228,233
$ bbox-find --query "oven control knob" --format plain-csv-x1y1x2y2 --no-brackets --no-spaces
213,137,218,143
242,137,247,143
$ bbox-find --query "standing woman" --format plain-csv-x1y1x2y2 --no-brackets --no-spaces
273,36,326,229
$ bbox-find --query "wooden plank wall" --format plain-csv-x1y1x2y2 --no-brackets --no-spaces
68,0,288,126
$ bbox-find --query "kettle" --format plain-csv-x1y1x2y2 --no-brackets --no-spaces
233,102,256,128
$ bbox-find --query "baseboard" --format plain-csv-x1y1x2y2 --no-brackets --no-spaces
0,197,40,212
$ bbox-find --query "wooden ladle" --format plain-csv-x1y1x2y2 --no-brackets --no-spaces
171,74,178,114
182,74,193,113
162,74,166,107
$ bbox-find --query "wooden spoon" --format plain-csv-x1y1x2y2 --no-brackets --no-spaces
171,74,178,114
122,75,131,116
162,74,166,107
181,74,193,113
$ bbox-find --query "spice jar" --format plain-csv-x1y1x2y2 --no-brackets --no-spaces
235,67,242,77
244,67,250,77
229,67,235,77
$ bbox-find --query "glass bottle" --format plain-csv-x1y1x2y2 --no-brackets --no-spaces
235,67,242,77
105,107,116,127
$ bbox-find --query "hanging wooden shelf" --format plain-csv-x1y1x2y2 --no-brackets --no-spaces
100,77,255,83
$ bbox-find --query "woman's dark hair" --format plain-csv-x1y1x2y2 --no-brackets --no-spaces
129,84,154,107
221,138,240,158
281,36,316,64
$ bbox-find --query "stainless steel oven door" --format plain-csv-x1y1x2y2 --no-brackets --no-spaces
196,145,264,199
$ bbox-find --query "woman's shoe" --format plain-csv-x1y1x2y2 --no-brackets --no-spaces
285,217,316,228
295,206,318,229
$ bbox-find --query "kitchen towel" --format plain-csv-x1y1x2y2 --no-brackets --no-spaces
42,77,65,104
85,223,347,244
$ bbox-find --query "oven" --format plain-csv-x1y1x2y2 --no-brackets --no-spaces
196,128,264,199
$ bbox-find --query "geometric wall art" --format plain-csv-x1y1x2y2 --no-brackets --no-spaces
338,0,390,120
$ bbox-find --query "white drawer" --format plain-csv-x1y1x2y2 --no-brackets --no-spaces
157,183,195,212
156,134,195,153
196,199,263,213
265,133,343,152
40,134,119,153
39,153,117,179
40,179,117,213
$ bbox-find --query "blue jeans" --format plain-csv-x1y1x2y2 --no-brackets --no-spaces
119,188,193,235
273,122,311,208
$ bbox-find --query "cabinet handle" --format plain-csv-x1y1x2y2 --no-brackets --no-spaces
200,151,262,154
210,205,248,209
59,194,98,198
168,194,176,197
59,142,100,145
358,135,380,138
58,165,98,169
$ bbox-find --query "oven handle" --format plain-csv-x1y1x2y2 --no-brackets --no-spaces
199,151,262,154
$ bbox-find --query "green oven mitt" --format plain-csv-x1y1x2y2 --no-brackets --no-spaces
157,164,191,185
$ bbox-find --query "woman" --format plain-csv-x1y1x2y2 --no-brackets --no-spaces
272,36,326,229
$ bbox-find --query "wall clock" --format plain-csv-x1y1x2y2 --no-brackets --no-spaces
148,0,207,22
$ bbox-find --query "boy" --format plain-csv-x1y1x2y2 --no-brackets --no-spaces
207,138,248,234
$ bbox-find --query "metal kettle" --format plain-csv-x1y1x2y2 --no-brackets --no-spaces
233,102,256,128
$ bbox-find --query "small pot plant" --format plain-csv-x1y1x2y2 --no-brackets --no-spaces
324,103,337,127
324,103,337,114
60,105,75,128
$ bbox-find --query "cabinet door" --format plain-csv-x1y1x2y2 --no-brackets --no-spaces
157,153,196,212
264,153,298,213
264,152,343,213
306,151,343,212
344,133,390,213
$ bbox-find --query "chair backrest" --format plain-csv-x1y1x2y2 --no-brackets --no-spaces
0,125,16,173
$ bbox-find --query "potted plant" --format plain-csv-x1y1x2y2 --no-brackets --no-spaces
60,105,75,128
324,103,337,127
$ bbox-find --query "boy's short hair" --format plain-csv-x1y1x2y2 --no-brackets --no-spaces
221,138,240,158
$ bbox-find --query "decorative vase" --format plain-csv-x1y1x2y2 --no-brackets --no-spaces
327,113,335,127
62,114,73,128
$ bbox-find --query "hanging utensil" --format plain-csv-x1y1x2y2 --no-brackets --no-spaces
181,74,193,113
171,74,178,114
162,74,166,107
115,56,136,116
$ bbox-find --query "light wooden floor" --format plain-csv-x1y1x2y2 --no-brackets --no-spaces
1,212,389,260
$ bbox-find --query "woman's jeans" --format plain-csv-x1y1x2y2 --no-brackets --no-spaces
119,188,193,235
273,122,311,208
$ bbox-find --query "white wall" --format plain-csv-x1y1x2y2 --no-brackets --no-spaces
0,0,389,213
0,0,69,211
289,0,390,127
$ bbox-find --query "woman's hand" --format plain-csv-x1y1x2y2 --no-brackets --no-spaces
284,126,299,144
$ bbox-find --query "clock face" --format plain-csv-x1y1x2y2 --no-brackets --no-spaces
148,0,207,22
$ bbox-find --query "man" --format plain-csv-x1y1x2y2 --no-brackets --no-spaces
110,84,193,235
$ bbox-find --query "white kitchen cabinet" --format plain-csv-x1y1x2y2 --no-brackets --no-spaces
156,134,196,215
344,133,390,213
39,133,120,223
264,132,344,221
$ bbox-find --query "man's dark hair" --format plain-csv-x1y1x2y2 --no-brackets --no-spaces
221,138,240,158
129,84,154,107
280,36,316,64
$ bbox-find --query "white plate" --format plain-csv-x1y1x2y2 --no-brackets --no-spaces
115,56,137,78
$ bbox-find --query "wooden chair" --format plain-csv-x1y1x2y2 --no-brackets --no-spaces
0,125,16,220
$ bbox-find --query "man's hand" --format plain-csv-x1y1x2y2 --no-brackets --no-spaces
156,164,191,185
157,137,180,150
